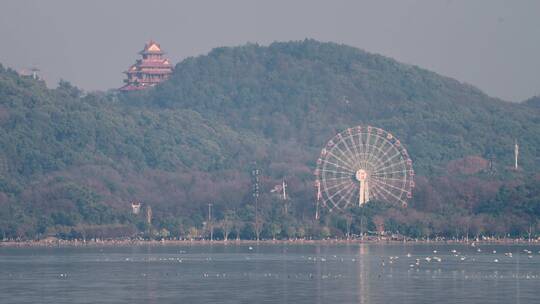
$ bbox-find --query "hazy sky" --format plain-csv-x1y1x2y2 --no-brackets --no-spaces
1,0,539,102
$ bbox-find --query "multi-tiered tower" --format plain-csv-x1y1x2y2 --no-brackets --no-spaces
120,41,173,91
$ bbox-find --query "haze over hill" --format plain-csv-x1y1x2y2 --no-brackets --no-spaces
0,40,539,240
2,1,540,102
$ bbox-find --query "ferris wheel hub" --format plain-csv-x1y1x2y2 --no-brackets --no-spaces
355,169,368,181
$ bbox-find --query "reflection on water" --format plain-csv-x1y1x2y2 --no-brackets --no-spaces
0,243,539,303
358,244,368,304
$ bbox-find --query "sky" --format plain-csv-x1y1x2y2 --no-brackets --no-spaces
0,0,539,102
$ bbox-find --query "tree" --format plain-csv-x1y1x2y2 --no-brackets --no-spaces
221,210,236,241
270,222,281,240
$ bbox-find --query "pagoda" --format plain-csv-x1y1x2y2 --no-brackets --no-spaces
120,40,173,91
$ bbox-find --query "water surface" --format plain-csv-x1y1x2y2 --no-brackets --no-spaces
1,243,539,303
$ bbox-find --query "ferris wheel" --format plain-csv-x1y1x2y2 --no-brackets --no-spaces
314,125,414,212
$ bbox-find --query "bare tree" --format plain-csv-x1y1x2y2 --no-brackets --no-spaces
345,213,353,240
254,217,263,241
221,210,235,242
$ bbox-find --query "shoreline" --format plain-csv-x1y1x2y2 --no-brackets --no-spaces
1,238,539,248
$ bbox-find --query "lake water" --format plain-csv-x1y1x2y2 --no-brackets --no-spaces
1,243,539,304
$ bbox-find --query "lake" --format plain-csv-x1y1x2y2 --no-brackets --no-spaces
0,243,539,303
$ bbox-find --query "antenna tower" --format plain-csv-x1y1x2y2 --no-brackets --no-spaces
252,167,261,241
208,203,213,241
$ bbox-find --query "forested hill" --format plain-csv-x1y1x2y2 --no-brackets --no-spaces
0,40,539,240
144,40,539,175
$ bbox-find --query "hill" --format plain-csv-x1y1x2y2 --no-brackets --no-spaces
524,95,540,108
0,40,539,240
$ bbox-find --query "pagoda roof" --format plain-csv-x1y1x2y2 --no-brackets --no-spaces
138,69,172,74
139,40,164,55
124,68,172,75
138,61,173,68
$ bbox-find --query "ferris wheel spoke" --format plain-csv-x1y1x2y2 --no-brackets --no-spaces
341,135,362,168
320,169,354,176
376,179,407,202
332,144,359,170
371,168,413,177
370,176,408,194
378,179,407,200
370,175,407,185
365,132,381,167
326,149,356,171
374,151,402,171
367,140,390,171
357,132,369,166
323,159,355,174
373,155,404,174
370,182,391,203
332,182,358,208
372,177,407,187
324,179,354,192
362,131,374,169
373,158,406,175
369,184,384,202
344,182,359,207
323,177,353,185
345,134,363,168
323,176,353,183
377,142,397,166
364,144,383,171
327,180,355,202
370,179,406,202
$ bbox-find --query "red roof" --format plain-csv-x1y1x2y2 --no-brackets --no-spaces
139,40,164,55
138,61,172,68
137,69,172,74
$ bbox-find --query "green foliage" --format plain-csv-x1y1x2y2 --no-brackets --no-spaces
0,39,539,240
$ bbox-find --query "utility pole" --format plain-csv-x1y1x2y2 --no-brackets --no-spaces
315,180,321,220
514,139,519,170
208,203,213,241
282,179,289,214
282,179,287,201
488,153,495,175
146,205,152,226
146,205,152,236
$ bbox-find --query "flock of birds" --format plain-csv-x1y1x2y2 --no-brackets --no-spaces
47,244,540,280
389,247,540,269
